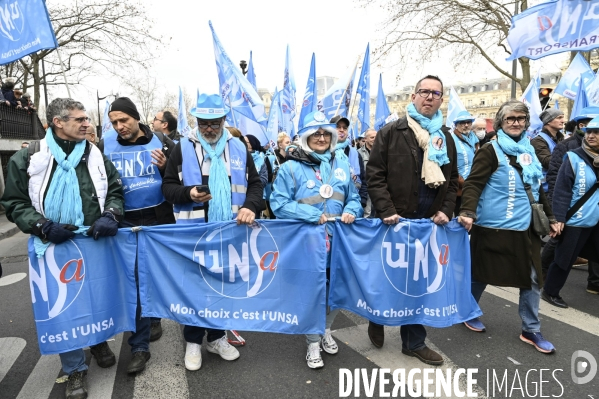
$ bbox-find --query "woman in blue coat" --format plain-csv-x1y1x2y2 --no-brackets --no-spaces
270,110,363,369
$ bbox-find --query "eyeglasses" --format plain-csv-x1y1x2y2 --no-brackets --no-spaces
65,116,91,124
153,117,166,123
311,132,332,139
416,89,443,100
503,116,528,125
198,122,222,130
456,121,473,125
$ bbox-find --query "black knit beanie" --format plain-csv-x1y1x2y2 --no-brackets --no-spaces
109,97,140,120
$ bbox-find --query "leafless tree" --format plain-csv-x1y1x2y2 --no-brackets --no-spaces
363,0,534,91
3,0,163,108
124,74,160,126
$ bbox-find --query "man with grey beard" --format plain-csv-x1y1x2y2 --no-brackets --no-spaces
161,93,263,371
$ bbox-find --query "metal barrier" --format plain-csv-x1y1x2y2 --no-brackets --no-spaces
0,104,46,141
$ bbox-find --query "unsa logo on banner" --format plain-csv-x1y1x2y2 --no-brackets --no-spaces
193,223,279,299
381,223,449,297
0,1,24,42
29,241,86,322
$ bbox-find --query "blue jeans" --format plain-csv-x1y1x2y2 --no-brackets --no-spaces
60,349,87,375
183,326,225,345
471,265,541,333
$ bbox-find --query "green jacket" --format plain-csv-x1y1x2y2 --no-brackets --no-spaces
0,131,124,234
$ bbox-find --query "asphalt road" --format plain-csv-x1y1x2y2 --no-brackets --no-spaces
1,233,598,399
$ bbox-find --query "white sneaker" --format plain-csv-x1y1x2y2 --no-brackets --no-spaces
185,343,202,371
306,342,324,369
205,336,240,361
321,329,338,355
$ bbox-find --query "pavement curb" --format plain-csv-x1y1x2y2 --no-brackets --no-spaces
0,225,19,242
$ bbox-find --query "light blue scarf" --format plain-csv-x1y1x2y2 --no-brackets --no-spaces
334,139,350,162
461,131,480,150
497,129,543,201
34,128,88,257
310,151,332,183
407,103,449,166
196,129,233,222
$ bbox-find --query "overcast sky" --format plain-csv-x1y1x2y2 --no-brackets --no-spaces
60,0,567,114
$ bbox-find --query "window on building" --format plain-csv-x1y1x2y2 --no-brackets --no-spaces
480,99,486,106
493,83,500,90
459,87,465,94
479,113,487,118
492,97,498,106
481,85,487,92
469,86,475,93
489,113,495,118
468,99,472,107
550,76,557,84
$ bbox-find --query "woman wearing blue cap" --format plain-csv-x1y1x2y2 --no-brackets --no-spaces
543,116,599,307
270,110,363,369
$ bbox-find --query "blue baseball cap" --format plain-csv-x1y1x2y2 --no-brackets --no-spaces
189,94,230,120
573,106,599,122
297,111,337,137
454,110,475,124
581,115,599,132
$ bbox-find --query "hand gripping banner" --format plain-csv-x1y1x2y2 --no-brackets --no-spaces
137,221,327,335
329,219,482,327
28,232,137,355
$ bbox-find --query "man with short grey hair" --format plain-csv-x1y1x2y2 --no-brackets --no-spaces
472,118,487,141
1,97,124,399
531,108,565,192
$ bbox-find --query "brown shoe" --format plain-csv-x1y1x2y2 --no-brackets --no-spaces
402,346,444,366
367,321,384,348
573,257,588,267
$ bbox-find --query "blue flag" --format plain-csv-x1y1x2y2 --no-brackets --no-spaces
247,51,257,92
445,87,468,128
520,70,543,136
298,53,317,131
102,100,113,135
356,44,371,135
178,87,191,139
571,77,590,120
138,222,327,335
374,74,391,131
507,0,599,61
553,53,593,100
585,71,599,107
266,89,284,143
317,61,357,120
0,0,58,66
281,45,297,137
209,21,267,130
28,233,137,355
555,100,559,110
329,219,482,327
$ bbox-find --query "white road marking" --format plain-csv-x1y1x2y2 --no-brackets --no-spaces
16,354,61,399
0,273,27,287
87,333,123,398
0,337,26,383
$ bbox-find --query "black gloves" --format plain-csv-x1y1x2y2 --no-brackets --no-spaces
32,219,77,244
86,211,119,240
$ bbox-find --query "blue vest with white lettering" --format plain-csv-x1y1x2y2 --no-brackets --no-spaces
537,132,557,192
103,133,165,211
348,146,362,189
475,141,531,231
451,133,476,179
288,158,350,218
566,151,599,227
174,136,248,224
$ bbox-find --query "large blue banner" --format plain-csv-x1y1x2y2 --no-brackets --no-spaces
0,0,58,66
506,0,599,61
329,219,482,327
28,232,137,355
137,221,327,335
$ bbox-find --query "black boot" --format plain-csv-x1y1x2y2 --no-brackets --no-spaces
127,351,151,374
89,342,116,368
150,321,163,342
368,321,384,348
65,370,87,399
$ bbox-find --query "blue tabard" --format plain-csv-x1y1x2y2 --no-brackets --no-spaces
566,151,599,227
104,133,165,211
451,133,476,179
475,141,531,231
173,137,248,224
537,132,557,192
347,146,362,189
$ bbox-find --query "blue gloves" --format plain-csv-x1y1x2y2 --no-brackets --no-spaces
36,220,77,244
86,211,119,240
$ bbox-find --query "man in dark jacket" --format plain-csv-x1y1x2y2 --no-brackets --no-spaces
366,75,459,366
162,93,263,372
1,97,124,399
153,110,182,142
541,106,599,296
100,97,177,373
531,108,565,192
